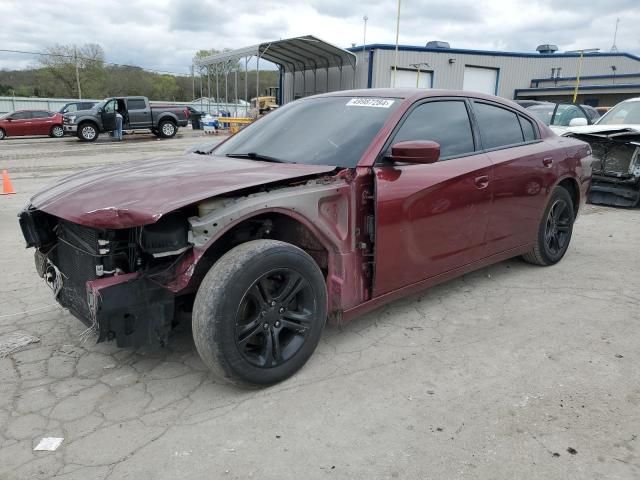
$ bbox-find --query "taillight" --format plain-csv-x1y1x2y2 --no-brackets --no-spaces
184,108,190,118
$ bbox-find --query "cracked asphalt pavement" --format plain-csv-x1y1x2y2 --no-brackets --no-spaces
1,131,639,479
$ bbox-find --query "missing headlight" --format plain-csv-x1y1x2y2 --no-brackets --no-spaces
141,213,190,258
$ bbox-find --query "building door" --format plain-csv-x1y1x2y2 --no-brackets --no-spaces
463,66,498,95
392,69,433,88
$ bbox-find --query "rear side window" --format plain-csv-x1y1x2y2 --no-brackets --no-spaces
31,111,52,119
474,102,524,149
518,115,537,142
392,100,475,159
127,99,147,110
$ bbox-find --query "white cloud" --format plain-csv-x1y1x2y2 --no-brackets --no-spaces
1,0,639,73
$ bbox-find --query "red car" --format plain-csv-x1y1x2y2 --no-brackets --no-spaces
0,110,64,140
19,89,592,386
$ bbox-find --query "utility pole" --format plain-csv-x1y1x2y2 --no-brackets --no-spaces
410,63,429,88
392,0,401,87
362,15,368,54
566,48,600,103
191,64,195,100
74,47,82,99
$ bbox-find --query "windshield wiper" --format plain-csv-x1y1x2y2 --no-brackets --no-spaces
225,152,288,163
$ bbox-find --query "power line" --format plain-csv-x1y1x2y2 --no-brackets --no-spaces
0,48,190,77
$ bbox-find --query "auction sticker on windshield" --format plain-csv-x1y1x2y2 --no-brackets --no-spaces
346,98,395,108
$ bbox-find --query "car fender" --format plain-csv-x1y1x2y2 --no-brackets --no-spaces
167,177,367,313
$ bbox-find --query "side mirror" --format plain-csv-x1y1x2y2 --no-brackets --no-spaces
569,117,588,127
390,140,440,164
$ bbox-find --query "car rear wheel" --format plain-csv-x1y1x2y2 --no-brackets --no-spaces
78,123,99,142
158,120,177,138
0,128,5,140
192,240,327,387
522,187,575,266
50,125,64,138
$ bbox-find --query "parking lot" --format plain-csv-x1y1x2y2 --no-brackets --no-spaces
1,131,639,479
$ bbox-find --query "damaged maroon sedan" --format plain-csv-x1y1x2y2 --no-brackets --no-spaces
19,89,592,386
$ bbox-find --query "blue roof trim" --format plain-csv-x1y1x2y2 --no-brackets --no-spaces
515,83,640,94
347,44,640,62
532,72,640,82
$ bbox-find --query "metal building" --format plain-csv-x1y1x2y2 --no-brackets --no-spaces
290,42,640,107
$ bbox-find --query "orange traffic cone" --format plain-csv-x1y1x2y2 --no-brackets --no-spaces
1,170,16,195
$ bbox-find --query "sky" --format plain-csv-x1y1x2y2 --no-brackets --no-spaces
2,0,639,74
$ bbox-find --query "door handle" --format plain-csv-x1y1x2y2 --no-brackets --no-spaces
474,175,489,189
543,157,553,167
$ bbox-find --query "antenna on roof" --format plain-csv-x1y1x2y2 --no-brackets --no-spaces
610,18,620,53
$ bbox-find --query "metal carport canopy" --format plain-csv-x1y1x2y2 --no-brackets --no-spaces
196,35,356,71
195,35,357,104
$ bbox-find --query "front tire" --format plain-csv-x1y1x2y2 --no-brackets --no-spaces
522,187,575,266
50,125,64,138
77,123,99,142
193,240,327,387
158,120,177,138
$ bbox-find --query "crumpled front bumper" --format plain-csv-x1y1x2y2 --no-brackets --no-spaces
39,249,175,348
63,124,77,133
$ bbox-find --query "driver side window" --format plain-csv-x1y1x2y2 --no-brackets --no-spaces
392,100,475,159
103,100,116,113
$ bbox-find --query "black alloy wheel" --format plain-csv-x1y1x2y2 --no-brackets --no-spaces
235,268,314,368
544,198,572,257
193,240,327,386
522,186,575,266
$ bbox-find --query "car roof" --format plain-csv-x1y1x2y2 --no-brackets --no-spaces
311,88,527,110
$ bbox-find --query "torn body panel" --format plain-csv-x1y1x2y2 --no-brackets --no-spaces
567,128,640,207
176,169,372,318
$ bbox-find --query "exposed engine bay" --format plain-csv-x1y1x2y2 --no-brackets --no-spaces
567,128,640,207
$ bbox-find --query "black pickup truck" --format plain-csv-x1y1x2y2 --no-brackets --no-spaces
63,96,189,142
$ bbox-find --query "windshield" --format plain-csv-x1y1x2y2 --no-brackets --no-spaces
597,100,640,125
214,96,401,168
527,104,554,125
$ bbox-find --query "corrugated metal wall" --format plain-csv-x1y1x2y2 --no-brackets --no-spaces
281,65,357,103
281,47,640,102
369,49,640,98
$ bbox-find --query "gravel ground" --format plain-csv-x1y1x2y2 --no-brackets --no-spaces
1,131,639,479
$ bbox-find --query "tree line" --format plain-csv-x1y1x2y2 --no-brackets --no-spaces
0,44,278,102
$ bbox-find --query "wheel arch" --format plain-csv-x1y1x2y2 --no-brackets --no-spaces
188,209,337,292
555,175,580,216
157,114,178,125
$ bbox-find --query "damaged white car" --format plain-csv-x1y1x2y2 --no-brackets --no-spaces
565,97,640,207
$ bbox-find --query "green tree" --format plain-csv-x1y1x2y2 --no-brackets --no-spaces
152,74,179,100
38,43,106,98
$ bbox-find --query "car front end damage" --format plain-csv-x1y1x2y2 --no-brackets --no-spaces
567,128,640,207
19,209,187,347
18,169,368,349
